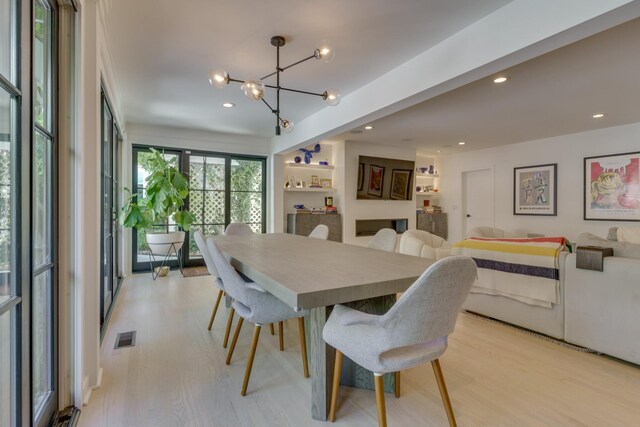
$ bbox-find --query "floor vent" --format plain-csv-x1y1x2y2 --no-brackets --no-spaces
115,331,136,349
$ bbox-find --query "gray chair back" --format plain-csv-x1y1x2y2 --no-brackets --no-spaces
206,238,248,304
309,224,329,240
367,228,397,252
225,223,254,236
194,230,219,277
382,256,476,348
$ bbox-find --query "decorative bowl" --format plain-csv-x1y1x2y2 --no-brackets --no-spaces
419,167,428,173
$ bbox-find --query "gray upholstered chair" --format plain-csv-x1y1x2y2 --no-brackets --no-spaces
193,231,224,330
225,222,254,236
207,237,311,396
309,224,329,240
323,256,477,427
368,228,398,252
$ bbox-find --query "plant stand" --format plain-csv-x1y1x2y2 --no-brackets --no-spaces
147,242,184,280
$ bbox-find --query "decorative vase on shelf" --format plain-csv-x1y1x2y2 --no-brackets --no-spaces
429,165,434,174
304,156,311,164
294,156,302,163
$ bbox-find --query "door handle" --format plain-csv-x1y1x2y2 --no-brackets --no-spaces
466,214,471,218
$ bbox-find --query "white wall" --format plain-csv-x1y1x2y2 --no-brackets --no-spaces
440,122,640,243
343,141,417,246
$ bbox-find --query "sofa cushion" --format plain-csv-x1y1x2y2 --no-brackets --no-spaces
617,227,640,244
576,232,640,259
399,229,450,260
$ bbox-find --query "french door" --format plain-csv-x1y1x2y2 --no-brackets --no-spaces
131,146,266,272
100,90,122,331
1,0,58,425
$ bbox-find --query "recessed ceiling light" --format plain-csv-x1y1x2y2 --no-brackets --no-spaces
437,150,441,153
222,102,235,108
458,141,466,145
364,125,374,130
592,113,605,118
493,76,509,84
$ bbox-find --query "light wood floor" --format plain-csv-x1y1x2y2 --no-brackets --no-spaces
80,272,640,427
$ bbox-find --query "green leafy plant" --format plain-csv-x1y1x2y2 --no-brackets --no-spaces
120,148,195,231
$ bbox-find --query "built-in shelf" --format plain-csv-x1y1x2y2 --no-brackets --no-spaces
285,163,335,170
284,187,334,193
416,173,439,178
415,192,442,196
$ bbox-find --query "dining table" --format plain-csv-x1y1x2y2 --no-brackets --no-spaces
214,232,434,421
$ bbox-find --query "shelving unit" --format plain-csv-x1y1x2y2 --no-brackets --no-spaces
285,163,334,170
415,173,439,178
284,187,333,193
415,192,442,196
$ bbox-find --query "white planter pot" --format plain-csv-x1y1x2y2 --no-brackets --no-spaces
146,231,186,257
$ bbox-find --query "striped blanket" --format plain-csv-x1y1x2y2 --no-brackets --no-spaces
452,237,567,308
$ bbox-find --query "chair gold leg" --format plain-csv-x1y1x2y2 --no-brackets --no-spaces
208,289,224,331
395,371,401,398
328,350,343,422
223,307,235,348
226,317,244,365
270,323,275,335
374,373,387,427
297,317,310,378
432,359,457,427
241,324,262,396
278,321,284,351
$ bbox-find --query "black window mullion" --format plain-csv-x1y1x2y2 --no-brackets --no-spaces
224,156,231,230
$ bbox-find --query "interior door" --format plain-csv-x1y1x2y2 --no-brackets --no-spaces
464,169,494,235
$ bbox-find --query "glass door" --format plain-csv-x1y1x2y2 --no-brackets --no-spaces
100,90,122,330
32,0,57,425
131,147,182,272
185,154,226,263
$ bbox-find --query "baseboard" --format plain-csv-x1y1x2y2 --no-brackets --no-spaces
81,368,103,406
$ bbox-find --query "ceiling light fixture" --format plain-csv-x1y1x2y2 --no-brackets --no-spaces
209,36,340,136
592,113,605,118
222,102,235,108
458,141,466,145
493,76,509,83
364,125,374,130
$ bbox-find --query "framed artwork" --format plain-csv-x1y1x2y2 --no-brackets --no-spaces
367,164,385,198
513,163,557,216
310,175,321,187
320,178,332,188
357,163,364,191
390,169,412,200
584,151,640,221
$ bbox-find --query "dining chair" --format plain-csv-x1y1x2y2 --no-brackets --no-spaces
207,237,311,396
368,228,398,252
309,224,329,240
193,231,225,331
323,256,477,427
225,222,254,236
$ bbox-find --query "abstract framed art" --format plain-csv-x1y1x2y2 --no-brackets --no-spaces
513,163,557,216
584,151,640,221
367,164,385,198
390,169,412,200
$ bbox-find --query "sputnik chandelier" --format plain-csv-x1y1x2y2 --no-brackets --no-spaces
208,35,340,135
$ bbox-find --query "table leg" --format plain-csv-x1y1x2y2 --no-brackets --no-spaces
309,306,335,421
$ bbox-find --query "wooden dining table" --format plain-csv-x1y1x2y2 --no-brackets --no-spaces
214,233,434,421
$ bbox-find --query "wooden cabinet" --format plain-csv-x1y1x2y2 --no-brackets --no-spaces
416,212,448,240
287,214,342,242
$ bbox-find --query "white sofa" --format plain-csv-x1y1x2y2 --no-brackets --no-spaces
465,226,522,239
398,229,451,260
462,252,567,339
564,233,640,365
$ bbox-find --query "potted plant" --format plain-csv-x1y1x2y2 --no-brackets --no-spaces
120,148,195,273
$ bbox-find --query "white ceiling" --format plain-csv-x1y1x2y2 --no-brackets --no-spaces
336,17,640,154
103,0,512,136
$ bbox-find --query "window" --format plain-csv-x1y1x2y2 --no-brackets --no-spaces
131,146,266,271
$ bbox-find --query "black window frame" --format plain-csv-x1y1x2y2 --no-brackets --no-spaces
130,144,267,272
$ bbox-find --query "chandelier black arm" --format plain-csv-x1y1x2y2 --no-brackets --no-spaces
260,53,317,80
261,98,276,113
263,85,325,98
